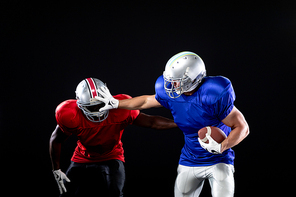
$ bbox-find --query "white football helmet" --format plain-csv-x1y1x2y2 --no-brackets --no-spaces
75,78,109,122
163,51,206,98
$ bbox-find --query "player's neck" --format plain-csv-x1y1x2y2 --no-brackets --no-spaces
183,89,197,96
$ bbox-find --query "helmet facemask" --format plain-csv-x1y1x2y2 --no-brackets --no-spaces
164,70,206,98
164,74,191,98
77,100,109,122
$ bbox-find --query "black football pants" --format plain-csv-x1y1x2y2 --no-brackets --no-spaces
60,160,125,197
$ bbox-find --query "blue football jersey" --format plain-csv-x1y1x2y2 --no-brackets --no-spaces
155,75,236,166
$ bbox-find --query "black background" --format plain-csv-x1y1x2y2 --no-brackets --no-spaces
1,1,295,196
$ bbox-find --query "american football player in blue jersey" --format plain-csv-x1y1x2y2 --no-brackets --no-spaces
96,51,249,197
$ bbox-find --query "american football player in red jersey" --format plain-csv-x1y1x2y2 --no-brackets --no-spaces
49,78,177,197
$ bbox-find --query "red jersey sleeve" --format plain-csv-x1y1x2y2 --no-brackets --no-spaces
55,100,80,135
129,108,140,123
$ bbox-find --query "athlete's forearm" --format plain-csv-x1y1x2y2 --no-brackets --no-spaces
119,95,161,110
220,107,249,153
118,96,146,110
49,137,62,170
220,122,249,153
150,115,178,130
49,125,68,170
133,113,177,130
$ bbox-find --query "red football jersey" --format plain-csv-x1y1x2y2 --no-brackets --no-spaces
55,94,140,163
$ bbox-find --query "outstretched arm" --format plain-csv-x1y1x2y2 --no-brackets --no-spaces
96,86,162,111
133,112,177,129
119,95,162,110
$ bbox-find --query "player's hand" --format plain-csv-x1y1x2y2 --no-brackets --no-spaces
198,133,222,154
95,86,119,111
53,169,71,194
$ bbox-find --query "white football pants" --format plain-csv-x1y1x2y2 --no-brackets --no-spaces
174,163,235,197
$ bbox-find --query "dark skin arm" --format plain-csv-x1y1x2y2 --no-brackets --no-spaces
49,125,70,170
132,112,177,129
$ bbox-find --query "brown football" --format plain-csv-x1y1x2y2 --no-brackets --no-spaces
198,126,227,144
